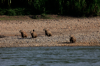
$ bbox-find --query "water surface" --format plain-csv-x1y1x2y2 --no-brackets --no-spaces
0,46,100,66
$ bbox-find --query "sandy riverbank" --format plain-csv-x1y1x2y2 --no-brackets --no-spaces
0,15,100,47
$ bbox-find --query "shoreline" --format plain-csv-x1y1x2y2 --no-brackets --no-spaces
0,35,100,47
0,42,100,48
0,16,100,47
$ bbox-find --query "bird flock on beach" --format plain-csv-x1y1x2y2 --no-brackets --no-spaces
19,28,76,43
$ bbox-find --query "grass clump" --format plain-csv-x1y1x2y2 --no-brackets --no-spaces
6,9,16,16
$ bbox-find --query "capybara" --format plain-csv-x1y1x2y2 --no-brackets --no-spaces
70,35,76,43
19,30,27,38
43,29,52,37
30,29,37,38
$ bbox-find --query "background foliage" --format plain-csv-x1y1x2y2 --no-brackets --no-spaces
0,0,100,16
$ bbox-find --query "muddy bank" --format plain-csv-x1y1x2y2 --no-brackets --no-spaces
0,42,100,48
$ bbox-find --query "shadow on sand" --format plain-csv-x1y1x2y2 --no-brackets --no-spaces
0,35,6,38
58,42,72,44
18,37,33,39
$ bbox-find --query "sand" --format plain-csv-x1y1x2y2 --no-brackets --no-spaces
0,15,100,47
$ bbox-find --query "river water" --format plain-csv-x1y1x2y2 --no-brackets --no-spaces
0,46,100,66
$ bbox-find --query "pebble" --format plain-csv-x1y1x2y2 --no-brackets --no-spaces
0,32,99,44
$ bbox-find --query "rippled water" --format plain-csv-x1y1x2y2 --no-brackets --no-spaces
0,46,100,66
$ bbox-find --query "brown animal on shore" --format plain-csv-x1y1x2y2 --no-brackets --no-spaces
30,29,37,38
70,35,76,43
43,29,52,37
0,30,6,38
19,30,27,38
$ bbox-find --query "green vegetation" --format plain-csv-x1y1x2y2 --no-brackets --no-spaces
0,17,17,20
0,0,100,16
